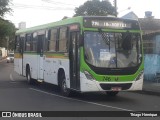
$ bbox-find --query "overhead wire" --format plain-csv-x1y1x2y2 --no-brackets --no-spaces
10,0,82,11
41,0,77,6
11,3,74,10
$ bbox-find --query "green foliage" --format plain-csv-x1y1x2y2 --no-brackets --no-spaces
0,0,14,38
0,19,14,37
0,0,15,49
74,0,116,16
0,18,15,49
0,0,12,17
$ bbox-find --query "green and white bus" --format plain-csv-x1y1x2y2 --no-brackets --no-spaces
14,16,144,96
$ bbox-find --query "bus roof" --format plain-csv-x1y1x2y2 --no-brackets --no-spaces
16,16,139,35
16,16,83,35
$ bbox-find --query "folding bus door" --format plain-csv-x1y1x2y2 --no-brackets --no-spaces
37,34,45,80
69,32,80,90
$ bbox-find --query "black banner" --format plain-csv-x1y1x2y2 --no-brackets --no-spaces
0,111,159,117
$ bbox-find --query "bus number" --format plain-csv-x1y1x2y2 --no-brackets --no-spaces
103,76,111,81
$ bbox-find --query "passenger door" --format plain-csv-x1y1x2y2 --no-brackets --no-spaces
37,34,45,80
14,36,24,76
70,32,80,90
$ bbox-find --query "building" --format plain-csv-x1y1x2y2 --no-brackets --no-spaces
0,47,7,58
121,11,138,20
18,22,26,29
139,13,160,83
122,11,160,83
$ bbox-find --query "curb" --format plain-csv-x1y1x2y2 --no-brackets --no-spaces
135,89,160,96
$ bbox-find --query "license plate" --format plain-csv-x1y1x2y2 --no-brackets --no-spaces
111,87,122,91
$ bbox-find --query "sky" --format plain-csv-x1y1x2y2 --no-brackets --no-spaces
4,0,160,28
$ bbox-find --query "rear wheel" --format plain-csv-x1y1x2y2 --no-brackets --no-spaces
60,73,71,96
26,67,34,84
106,91,119,96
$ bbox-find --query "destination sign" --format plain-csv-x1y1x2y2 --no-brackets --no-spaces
83,18,138,29
91,20,131,28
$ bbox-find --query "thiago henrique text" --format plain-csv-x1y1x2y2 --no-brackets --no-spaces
130,112,158,117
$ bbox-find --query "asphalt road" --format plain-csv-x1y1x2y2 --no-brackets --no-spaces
0,59,159,120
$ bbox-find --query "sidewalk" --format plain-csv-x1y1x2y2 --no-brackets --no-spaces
141,82,160,96
0,57,6,61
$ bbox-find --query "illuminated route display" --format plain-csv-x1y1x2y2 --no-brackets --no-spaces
83,17,140,30
91,20,131,28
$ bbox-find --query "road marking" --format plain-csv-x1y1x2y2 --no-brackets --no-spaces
29,88,134,112
10,73,15,81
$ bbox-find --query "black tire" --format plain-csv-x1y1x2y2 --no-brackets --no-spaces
26,67,34,84
60,73,71,97
106,91,119,97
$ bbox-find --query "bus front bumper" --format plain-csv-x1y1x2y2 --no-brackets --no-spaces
80,73,143,92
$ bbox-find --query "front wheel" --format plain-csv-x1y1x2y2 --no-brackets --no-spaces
106,91,119,97
60,73,71,97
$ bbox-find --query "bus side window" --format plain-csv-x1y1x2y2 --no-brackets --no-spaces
20,37,25,54
15,36,20,52
45,30,50,51
33,32,37,52
48,29,57,52
25,34,32,51
59,27,68,52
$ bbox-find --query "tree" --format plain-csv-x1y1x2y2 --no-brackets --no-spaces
0,19,14,38
0,18,15,50
0,0,12,18
0,0,15,50
62,16,69,20
74,0,116,17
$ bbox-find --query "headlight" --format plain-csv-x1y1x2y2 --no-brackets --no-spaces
7,57,10,60
84,71,94,80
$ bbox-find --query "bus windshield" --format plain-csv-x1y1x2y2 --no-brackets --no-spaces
84,31,142,68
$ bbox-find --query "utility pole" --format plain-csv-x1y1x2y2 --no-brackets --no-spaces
6,36,9,56
114,0,117,17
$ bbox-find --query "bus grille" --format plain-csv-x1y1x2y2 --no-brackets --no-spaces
99,83,132,90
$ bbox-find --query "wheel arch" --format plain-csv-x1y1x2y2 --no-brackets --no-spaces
58,68,65,86
26,63,31,76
